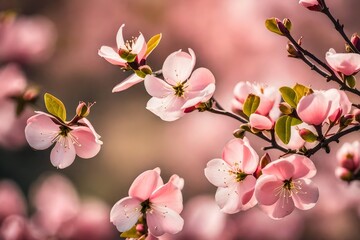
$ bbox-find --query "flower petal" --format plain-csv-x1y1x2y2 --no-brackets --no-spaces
162,48,195,85
262,159,295,181
0,64,27,99
144,75,173,98
285,154,317,179
129,168,164,201
186,67,215,91
255,175,282,206
25,113,59,150
112,74,144,93
147,205,184,237
291,178,319,210
132,33,146,59
182,83,215,109
249,114,274,130
263,196,295,219
150,181,183,214
297,92,331,125
146,95,185,121
204,158,233,188
71,127,101,159
50,139,76,169
110,196,142,232
115,24,125,50
326,48,360,75
98,46,126,66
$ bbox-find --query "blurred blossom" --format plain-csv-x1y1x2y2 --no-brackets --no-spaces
176,195,230,240
0,215,41,240
0,180,27,223
0,14,56,64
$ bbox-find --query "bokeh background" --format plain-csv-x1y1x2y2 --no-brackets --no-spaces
0,0,360,239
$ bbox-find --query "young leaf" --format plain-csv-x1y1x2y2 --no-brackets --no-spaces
275,115,302,144
145,33,162,58
265,18,283,36
44,93,67,122
279,87,297,108
293,83,312,103
243,94,260,117
120,225,140,238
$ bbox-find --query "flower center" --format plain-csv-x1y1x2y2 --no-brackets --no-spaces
140,199,151,214
283,179,294,191
173,83,186,97
229,163,248,182
59,125,71,137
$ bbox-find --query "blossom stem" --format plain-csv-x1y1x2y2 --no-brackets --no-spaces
320,0,360,54
304,124,360,157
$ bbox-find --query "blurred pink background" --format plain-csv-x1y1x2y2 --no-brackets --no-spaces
0,0,360,239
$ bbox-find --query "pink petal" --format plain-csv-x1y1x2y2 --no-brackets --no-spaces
77,118,103,145
264,196,295,219
255,175,282,206
285,154,317,179
0,64,27,99
169,174,184,190
129,169,164,201
204,159,233,188
25,113,59,150
162,48,196,85
186,67,215,91
115,24,125,49
110,196,142,232
98,46,126,66
150,181,183,214
222,139,259,174
239,175,257,208
112,74,144,92
144,75,173,98
0,101,17,137
132,33,146,59
71,127,101,159
326,48,360,75
291,178,319,210
146,95,185,121
50,139,76,169
262,159,295,180
297,92,331,125
146,205,184,237
232,82,253,105
249,114,273,130
182,83,215,109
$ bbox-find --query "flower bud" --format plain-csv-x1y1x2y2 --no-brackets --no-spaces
299,128,318,142
335,167,353,182
286,42,300,58
233,129,245,139
339,114,354,128
254,153,271,178
339,153,357,171
299,0,323,12
351,33,360,52
344,75,356,88
76,101,94,118
279,102,293,115
353,109,360,123
135,65,152,78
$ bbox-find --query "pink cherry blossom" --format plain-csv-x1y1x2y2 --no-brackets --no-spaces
110,168,184,237
299,0,320,8
296,91,332,125
0,180,27,222
232,82,281,130
0,15,56,64
325,48,360,76
204,138,259,214
323,89,352,122
25,108,102,169
255,154,319,219
98,24,147,92
144,48,215,121
336,141,360,173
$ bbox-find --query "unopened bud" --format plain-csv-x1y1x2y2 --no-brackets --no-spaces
76,101,94,118
353,109,360,123
286,42,300,58
335,167,353,182
339,153,357,171
277,19,289,35
340,114,354,128
233,129,245,139
279,102,293,115
282,18,292,32
351,33,360,52
254,153,271,178
299,128,318,143
299,0,323,12
135,65,152,78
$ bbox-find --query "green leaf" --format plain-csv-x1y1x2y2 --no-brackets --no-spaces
275,115,302,144
265,18,283,36
120,225,140,238
145,33,162,58
243,94,260,117
293,83,312,103
279,87,297,108
345,75,356,88
44,93,67,122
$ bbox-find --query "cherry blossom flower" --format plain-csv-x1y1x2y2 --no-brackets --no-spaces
0,14,56,64
110,168,184,237
98,24,148,92
299,0,322,11
335,141,360,181
25,102,102,169
324,89,352,122
0,180,27,222
325,48,360,76
204,138,259,214
232,81,281,130
255,154,319,219
144,48,215,121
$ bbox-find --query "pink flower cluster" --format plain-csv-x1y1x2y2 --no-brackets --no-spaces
0,175,115,240
336,141,360,181
205,138,319,219
110,168,184,238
